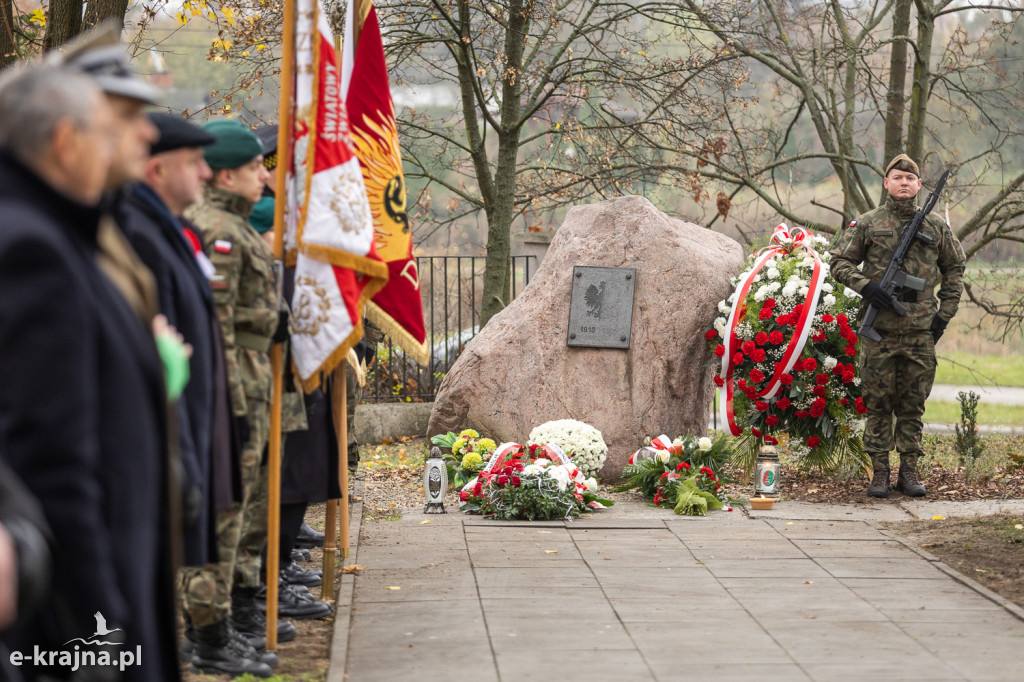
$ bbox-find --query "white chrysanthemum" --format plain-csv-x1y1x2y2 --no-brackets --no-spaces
821,282,833,293
813,234,829,246
824,357,838,370
718,300,730,314
799,286,809,297
782,284,798,298
766,267,780,281
844,287,859,298
727,292,737,303
823,294,836,307
527,419,607,478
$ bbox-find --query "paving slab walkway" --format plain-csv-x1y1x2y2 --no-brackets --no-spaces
328,491,1024,682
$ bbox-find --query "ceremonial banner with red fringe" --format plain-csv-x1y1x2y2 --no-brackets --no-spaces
341,0,427,365
718,224,825,435
285,0,389,391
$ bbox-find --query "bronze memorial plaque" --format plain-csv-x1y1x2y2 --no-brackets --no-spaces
566,266,636,349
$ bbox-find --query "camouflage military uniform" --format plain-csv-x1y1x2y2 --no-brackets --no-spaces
829,194,966,480
179,186,278,625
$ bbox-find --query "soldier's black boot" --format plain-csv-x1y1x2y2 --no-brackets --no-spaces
231,585,299,646
227,623,279,668
896,455,926,497
296,521,325,548
867,454,890,498
190,620,273,678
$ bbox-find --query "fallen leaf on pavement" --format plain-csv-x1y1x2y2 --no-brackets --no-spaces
384,586,401,590
420,520,431,524
340,565,365,574
544,550,558,554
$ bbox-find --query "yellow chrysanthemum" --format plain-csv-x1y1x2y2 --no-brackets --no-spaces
451,437,468,454
459,429,480,438
475,438,496,453
461,453,484,471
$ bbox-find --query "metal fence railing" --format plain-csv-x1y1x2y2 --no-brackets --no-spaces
364,255,536,402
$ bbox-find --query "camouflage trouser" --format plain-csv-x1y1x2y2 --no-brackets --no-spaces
346,367,362,469
860,330,936,465
178,398,270,625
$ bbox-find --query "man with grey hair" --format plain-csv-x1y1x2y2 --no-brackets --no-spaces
0,64,180,682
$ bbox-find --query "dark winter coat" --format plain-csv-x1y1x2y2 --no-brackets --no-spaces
0,154,179,681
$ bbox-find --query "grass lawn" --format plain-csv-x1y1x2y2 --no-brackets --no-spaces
935,352,1024,387
923,399,1024,427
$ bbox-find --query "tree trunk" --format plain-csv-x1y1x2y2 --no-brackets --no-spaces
906,0,934,164
44,0,83,49
479,0,529,328
0,0,17,67
83,0,130,30
883,0,911,171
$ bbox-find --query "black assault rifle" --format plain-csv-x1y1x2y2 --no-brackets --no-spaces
857,168,950,343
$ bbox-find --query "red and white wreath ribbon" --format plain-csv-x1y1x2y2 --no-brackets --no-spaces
719,224,826,436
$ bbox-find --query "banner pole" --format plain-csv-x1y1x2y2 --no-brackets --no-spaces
266,0,297,652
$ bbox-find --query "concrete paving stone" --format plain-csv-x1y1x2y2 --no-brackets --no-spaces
608,597,745,622
717,575,851,597
816,557,948,579
899,499,1024,519
354,546,469,569
567,518,670,529
462,518,566,528
472,564,596,588
486,613,633,651
624,619,790,665
885,608,1024,624
589,566,720,599
478,585,605,599
698,558,832,579
896,620,1024,641
354,569,477,603
576,544,699,567
909,646,1024,681
495,648,655,682
463,525,574,542
790,538,919,559
737,596,887,622
797,662,964,680
480,593,619,618
646,662,811,682
568,527,678,542
840,578,1004,611
467,542,585,567
766,519,890,540
751,501,914,522
664,517,780,541
683,539,807,560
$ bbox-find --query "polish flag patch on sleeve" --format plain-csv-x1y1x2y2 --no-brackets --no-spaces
214,240,233,254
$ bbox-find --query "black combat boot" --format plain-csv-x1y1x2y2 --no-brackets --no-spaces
281,560,323,587
896,455,926,497
231,585,299,645
189,620,273,678
867,454,890,498
227,623,279,667
256,580,334,619
295,521,325,548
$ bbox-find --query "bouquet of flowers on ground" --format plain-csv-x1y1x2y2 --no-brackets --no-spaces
429,429,497,486
652,465,725,516
705,224,867,473
527,419,608,478
614,433,733,499
459,443,613,520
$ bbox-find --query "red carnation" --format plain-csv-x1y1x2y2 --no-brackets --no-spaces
753,349,766,363
676,462,691,471
714,345,725,357
803,358,818,371
766,415,779,426
741,340,754,355
855,397,868,414
705,329,717,340
473,483,483,496
845,346,857,357
745,388,759,399
813,385,826,397
776,314,789,326
755,332,768,346
497,475,509,485
791,359,804,371
768,330,783,345
760,308,773,320
795,410,809,418
751,427,762,437
750,369,765,383
733,352,744,366
764,298,777,309
714,375,724,387
737,379,748,390
842,370,855,384
460,490,470,502
821,313,834,323
765,435,779,445
809,399,826,418
780,373,794,386
812,330,826,342
806,436,821,448
776,397,792,410
510,475,522,487
816,372,829,385
837,314,849,326
755,400,769,412
840,398,849,406
528,444,540,454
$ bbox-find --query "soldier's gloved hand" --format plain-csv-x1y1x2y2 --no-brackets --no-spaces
235,414,251,446
861,281,895,310
930,314,949,342
273,310,290,344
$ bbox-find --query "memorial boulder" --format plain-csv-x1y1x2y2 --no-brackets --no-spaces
427,195,744,480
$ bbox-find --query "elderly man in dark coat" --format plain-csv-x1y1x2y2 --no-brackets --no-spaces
0,63,179,682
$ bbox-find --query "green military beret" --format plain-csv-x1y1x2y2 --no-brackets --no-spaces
201,119,264,169
249,195,275,234
885,153,919,177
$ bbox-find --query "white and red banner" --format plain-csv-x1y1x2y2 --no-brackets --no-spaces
342,0,428,365
286,0,389,390
718,224,825,435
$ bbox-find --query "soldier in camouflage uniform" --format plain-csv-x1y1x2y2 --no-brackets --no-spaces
829,154,966,498
179,119,289,677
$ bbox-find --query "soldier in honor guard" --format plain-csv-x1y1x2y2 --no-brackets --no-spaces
181,119,288,678
829,154,966,499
